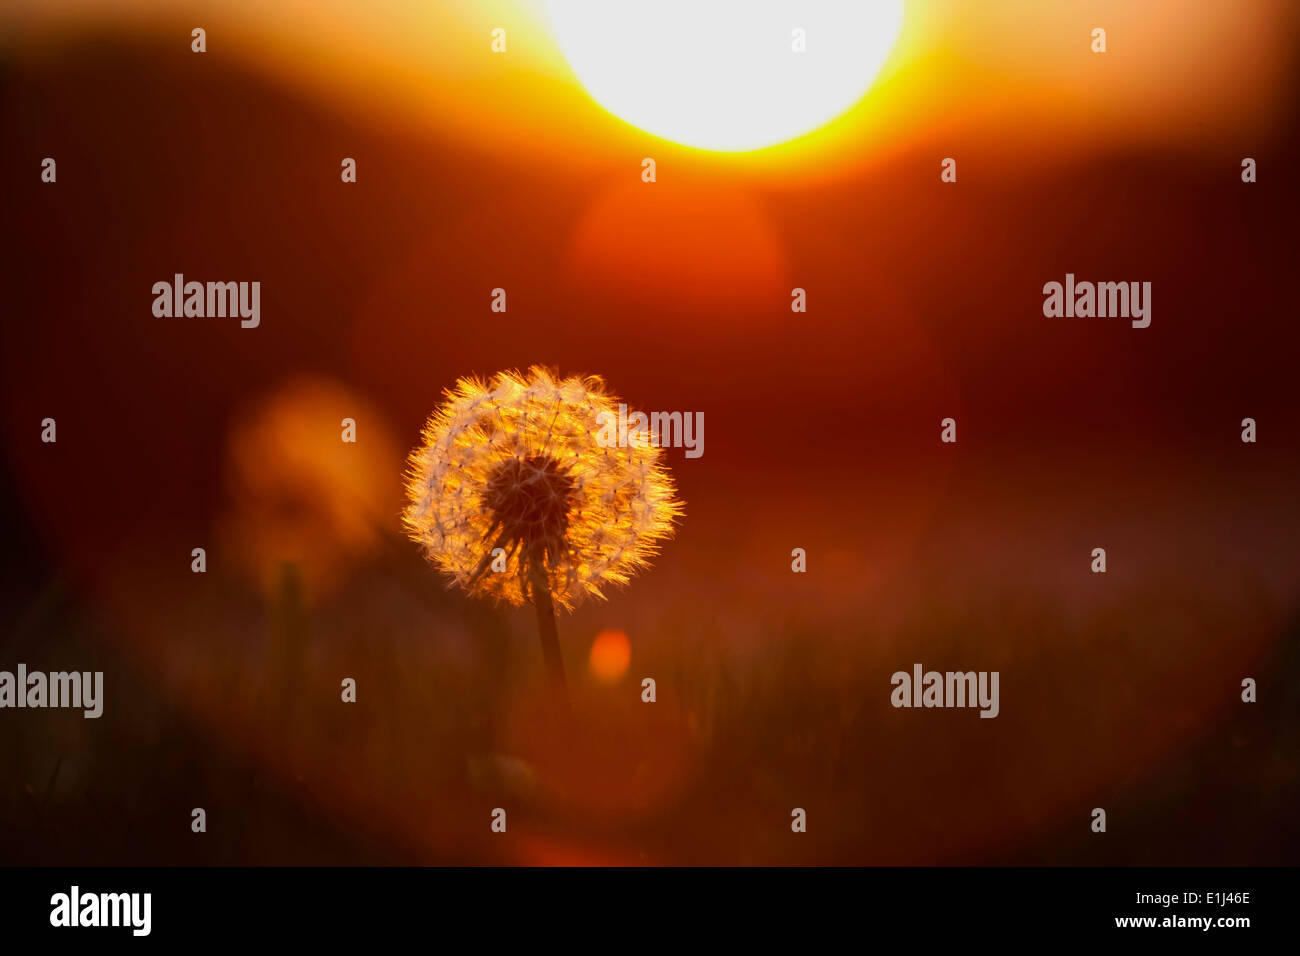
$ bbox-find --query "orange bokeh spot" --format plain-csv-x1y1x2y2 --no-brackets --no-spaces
564,179,788,318
588,630,631,683
218,376,404,604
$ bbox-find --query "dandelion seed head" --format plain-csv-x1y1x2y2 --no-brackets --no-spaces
403,367,682,610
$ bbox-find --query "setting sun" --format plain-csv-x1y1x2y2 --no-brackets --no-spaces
545,0,904,152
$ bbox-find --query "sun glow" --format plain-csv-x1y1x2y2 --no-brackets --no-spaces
545,0,903,152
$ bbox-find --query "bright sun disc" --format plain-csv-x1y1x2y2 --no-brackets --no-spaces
546,0,904,152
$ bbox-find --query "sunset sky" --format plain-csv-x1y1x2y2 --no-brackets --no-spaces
1,1,1298,865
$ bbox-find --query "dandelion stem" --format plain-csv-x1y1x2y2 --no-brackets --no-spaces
529,564,567,703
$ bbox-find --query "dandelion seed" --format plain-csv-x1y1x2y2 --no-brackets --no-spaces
403,367,682,696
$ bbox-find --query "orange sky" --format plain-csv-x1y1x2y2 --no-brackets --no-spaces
1,0,1298,865
4,0,1297,179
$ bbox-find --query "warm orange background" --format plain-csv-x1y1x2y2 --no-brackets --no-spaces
1,1,1298,864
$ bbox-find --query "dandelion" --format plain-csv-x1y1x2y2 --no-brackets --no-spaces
403,367,682,696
